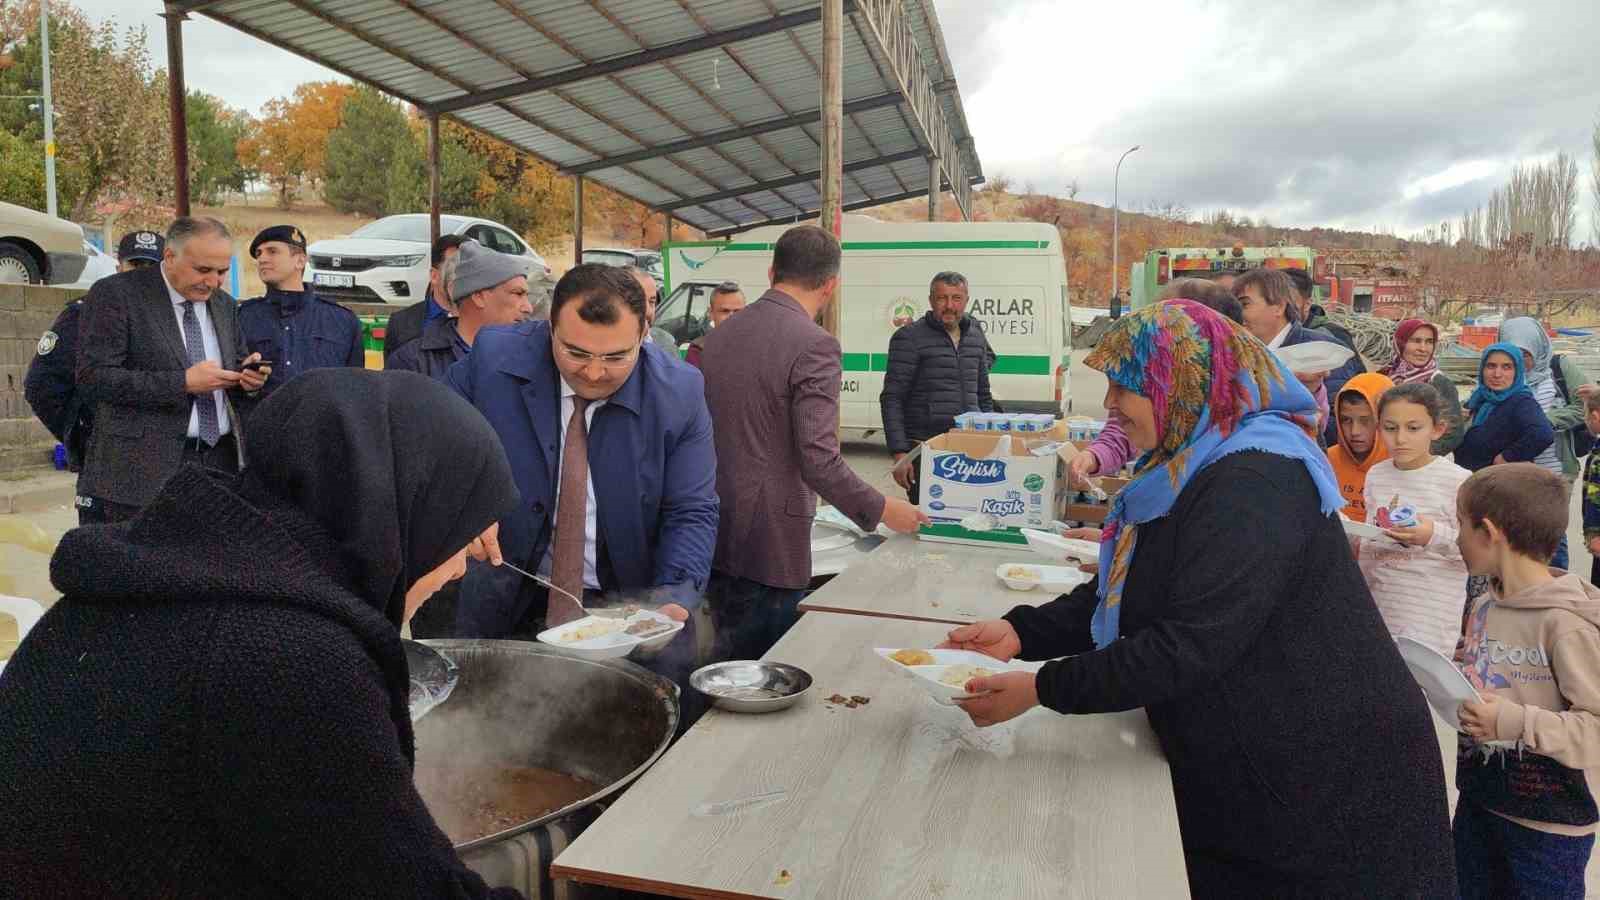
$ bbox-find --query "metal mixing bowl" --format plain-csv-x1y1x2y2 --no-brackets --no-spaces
690,660,813,713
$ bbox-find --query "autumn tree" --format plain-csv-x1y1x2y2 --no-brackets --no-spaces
323,85,413,216
237,80,351,208
383,118,483,217
0,0,170,220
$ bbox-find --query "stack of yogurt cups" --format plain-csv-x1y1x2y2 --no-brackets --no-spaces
954,412,1058,433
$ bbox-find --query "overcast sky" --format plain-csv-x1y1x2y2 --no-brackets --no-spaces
73,0,1600,239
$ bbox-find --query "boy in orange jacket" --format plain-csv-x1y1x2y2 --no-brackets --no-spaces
1325,372,1394,521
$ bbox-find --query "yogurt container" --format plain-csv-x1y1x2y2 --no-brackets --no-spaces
1388,505,1419,529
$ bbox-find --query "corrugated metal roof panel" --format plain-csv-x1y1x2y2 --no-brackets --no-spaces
194,0,982,233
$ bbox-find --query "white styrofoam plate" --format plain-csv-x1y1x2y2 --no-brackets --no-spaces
0,595,43,679
995,563,1094,593
874,648,1044,705
1273,341,1356,374
1339,516,1387,540
1395,636,1479,732
537,611,685,659
1021,528,1101,563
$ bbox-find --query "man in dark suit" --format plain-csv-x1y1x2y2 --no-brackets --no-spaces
446,263,718,638
382,234,467,362
699,225,928,662
75,216,271,523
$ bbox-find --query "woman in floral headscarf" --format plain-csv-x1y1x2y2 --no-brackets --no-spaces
943,300,1454,896
1380,317,1465,454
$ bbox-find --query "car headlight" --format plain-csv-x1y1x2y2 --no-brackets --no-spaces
378,254,425,267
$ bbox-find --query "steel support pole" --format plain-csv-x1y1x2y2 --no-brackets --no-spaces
927,155,941,222
819,0,843,336
427,110,441,245
573,176,584,264
162,6,191,216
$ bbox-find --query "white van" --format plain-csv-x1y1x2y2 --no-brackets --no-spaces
659,215,1071,433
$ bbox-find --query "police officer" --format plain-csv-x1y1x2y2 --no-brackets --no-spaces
237,225,364,400
25,230,165,523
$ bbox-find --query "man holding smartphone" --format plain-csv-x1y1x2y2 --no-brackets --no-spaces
75,217,270,523
237,225,365,399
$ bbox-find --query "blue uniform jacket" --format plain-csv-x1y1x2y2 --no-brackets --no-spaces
238,286,364,398
446,320,718,635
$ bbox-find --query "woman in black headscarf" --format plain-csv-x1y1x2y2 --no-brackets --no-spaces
0,369,522,899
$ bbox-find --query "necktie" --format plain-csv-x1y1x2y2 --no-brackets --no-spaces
181,302,221,447
548,396,591,626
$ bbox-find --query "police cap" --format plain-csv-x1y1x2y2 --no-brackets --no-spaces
117,230,165,263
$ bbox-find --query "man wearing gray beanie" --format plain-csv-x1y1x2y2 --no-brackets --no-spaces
387,239,532,379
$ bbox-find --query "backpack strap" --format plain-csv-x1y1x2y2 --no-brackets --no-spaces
1554,353,1574,405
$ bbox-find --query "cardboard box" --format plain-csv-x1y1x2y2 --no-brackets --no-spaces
915,428,1079,548
1061,476,1131,526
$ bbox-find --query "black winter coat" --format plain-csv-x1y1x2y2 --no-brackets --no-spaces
879,312,995,454
387,315,468,380
237,286,365,399
0,467,519,899
1005,452,1454,897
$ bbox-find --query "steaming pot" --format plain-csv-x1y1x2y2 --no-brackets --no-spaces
415,640,678,895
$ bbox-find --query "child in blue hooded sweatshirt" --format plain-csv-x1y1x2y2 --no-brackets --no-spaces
1455,343,1555,473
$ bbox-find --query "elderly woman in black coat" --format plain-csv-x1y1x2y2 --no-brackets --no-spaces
946,300,1455,896
0,369,522,898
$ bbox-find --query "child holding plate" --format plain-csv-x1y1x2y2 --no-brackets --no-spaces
1355,382,1471,656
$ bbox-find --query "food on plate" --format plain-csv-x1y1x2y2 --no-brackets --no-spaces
1004,566,1038,580
558,619,624,642
0,611,17,661
625,620,673,639
938,664,995,688
888,648,936,667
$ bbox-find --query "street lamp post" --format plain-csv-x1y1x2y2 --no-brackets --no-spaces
40,0,56,217
1111,144,1139,316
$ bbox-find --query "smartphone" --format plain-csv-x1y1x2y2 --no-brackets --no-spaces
240,358,273,371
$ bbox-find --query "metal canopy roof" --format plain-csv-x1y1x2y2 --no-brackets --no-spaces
174,0,984,236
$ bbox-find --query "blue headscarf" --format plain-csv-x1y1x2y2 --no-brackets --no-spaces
1465,343,1532,427
1082,300,1345,650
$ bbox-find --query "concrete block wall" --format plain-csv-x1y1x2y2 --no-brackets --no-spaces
0,284,82,473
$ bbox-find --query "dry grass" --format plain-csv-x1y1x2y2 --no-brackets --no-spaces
193,199,375,299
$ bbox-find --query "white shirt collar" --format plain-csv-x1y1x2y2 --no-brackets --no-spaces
1267,322,1292,349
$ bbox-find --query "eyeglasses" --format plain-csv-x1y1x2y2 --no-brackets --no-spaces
553,335,640,369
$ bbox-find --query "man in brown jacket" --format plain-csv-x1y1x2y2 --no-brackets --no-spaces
700,225,927,661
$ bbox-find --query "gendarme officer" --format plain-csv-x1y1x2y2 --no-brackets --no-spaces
237,225,364,399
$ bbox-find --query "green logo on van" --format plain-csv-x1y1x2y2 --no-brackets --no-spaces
890,300,917,327
1023,474,1044,491
677,247,725,270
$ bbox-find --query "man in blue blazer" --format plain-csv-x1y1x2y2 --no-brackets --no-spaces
446,263,718,642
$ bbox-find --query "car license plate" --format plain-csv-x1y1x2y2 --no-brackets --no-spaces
314,273,354,288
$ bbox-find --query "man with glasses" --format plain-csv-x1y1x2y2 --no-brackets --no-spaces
446,264,717,668
25,231,168,506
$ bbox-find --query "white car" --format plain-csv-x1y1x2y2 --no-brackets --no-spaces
74,239,119,286
582,247,663,283
306,214,551,305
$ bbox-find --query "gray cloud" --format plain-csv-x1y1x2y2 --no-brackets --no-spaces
942,0,1600,237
